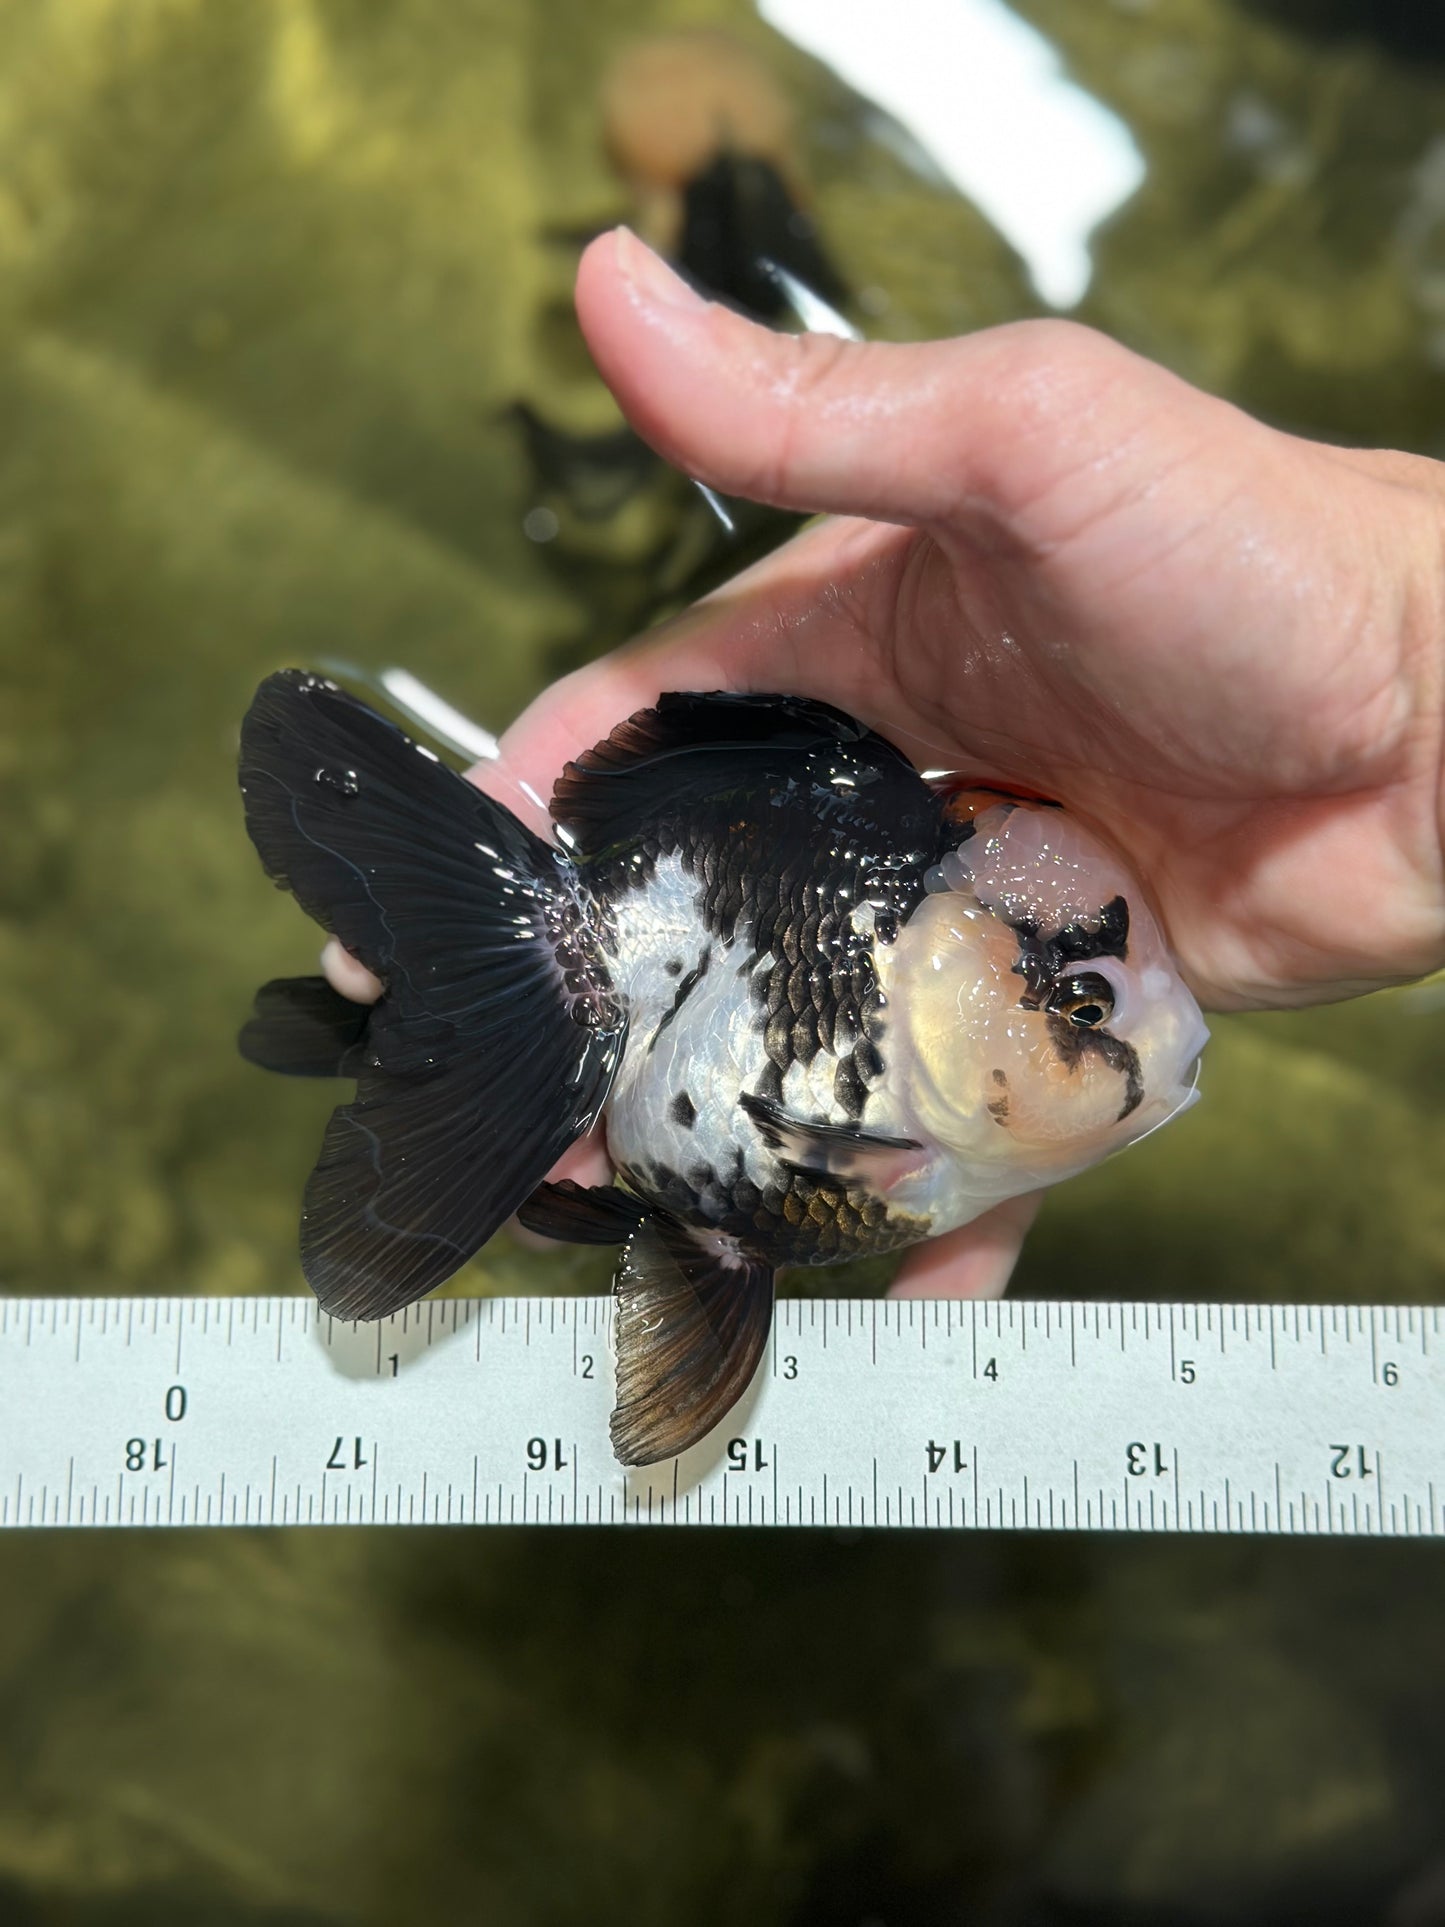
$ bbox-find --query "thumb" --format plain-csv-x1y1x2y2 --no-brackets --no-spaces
575,228,1201,542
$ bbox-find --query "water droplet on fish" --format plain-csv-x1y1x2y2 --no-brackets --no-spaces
315,766,360,796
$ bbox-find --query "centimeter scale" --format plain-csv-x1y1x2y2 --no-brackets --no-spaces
1,1294,1441,1536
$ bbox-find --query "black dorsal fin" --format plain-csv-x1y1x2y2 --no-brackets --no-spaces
552,690,934,860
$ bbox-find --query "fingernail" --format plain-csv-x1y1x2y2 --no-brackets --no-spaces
613,225,708,314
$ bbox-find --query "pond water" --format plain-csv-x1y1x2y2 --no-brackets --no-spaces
1,1,1443,1920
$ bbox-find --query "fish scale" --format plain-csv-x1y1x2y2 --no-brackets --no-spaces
627,808,918,1119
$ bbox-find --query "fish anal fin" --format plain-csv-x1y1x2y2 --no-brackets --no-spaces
610,1217,773,1467
739,1091,921,1185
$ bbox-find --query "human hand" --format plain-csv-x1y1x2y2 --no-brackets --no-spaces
334,226,1445,1297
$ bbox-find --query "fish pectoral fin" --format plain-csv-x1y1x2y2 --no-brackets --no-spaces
516,1181,648,1246
239,977,370,1079
610,1217,774,1467
738,1091,921,1184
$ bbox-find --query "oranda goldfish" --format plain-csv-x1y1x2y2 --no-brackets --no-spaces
239,674,1207,1464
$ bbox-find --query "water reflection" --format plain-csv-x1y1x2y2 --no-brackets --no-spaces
761,0,1146,306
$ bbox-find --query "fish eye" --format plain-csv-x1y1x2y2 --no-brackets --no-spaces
1046,971,1115,1030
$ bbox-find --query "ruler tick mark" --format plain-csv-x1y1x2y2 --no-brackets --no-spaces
4,1294,1442,1538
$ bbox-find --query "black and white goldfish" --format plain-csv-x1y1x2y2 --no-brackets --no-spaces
239,674,1207,1464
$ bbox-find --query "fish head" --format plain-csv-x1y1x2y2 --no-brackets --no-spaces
894,802,1208,1185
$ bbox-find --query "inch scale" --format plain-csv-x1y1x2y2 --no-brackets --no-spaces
1,1295,1441,1536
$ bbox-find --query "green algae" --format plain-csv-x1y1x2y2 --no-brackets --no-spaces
1,1,1444,1921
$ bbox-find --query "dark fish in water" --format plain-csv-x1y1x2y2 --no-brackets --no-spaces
674,151,850,323
239,674,1206,1464
503,402,661,524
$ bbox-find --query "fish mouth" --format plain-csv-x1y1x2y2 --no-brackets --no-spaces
1163,1046,1207,1125
1178,1052,1205,1112
1183,1009,1211,1071
1116,1045,1206,1153
1162,1006,1210,1111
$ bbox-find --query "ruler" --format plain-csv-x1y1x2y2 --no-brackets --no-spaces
1,1296,1441,1535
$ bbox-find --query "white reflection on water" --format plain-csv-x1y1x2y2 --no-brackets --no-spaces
758,0,1146,308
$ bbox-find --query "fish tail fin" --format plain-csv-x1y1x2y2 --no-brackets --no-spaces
239,670,626,1321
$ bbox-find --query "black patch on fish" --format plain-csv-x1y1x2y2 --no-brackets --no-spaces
1047,1013,1144,1121
648,946,711,1053
553,691,903,850
621,1149,928,1270
664,958,684,977
758,1166,927,1266
1092,895,1131,957
676,153,850,324
670,1091,697,1130
854,1036,884,1084
833,1053,868,1121
1010,895,1131,1008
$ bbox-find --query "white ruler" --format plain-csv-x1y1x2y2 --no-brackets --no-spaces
1,1296,1441,1535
